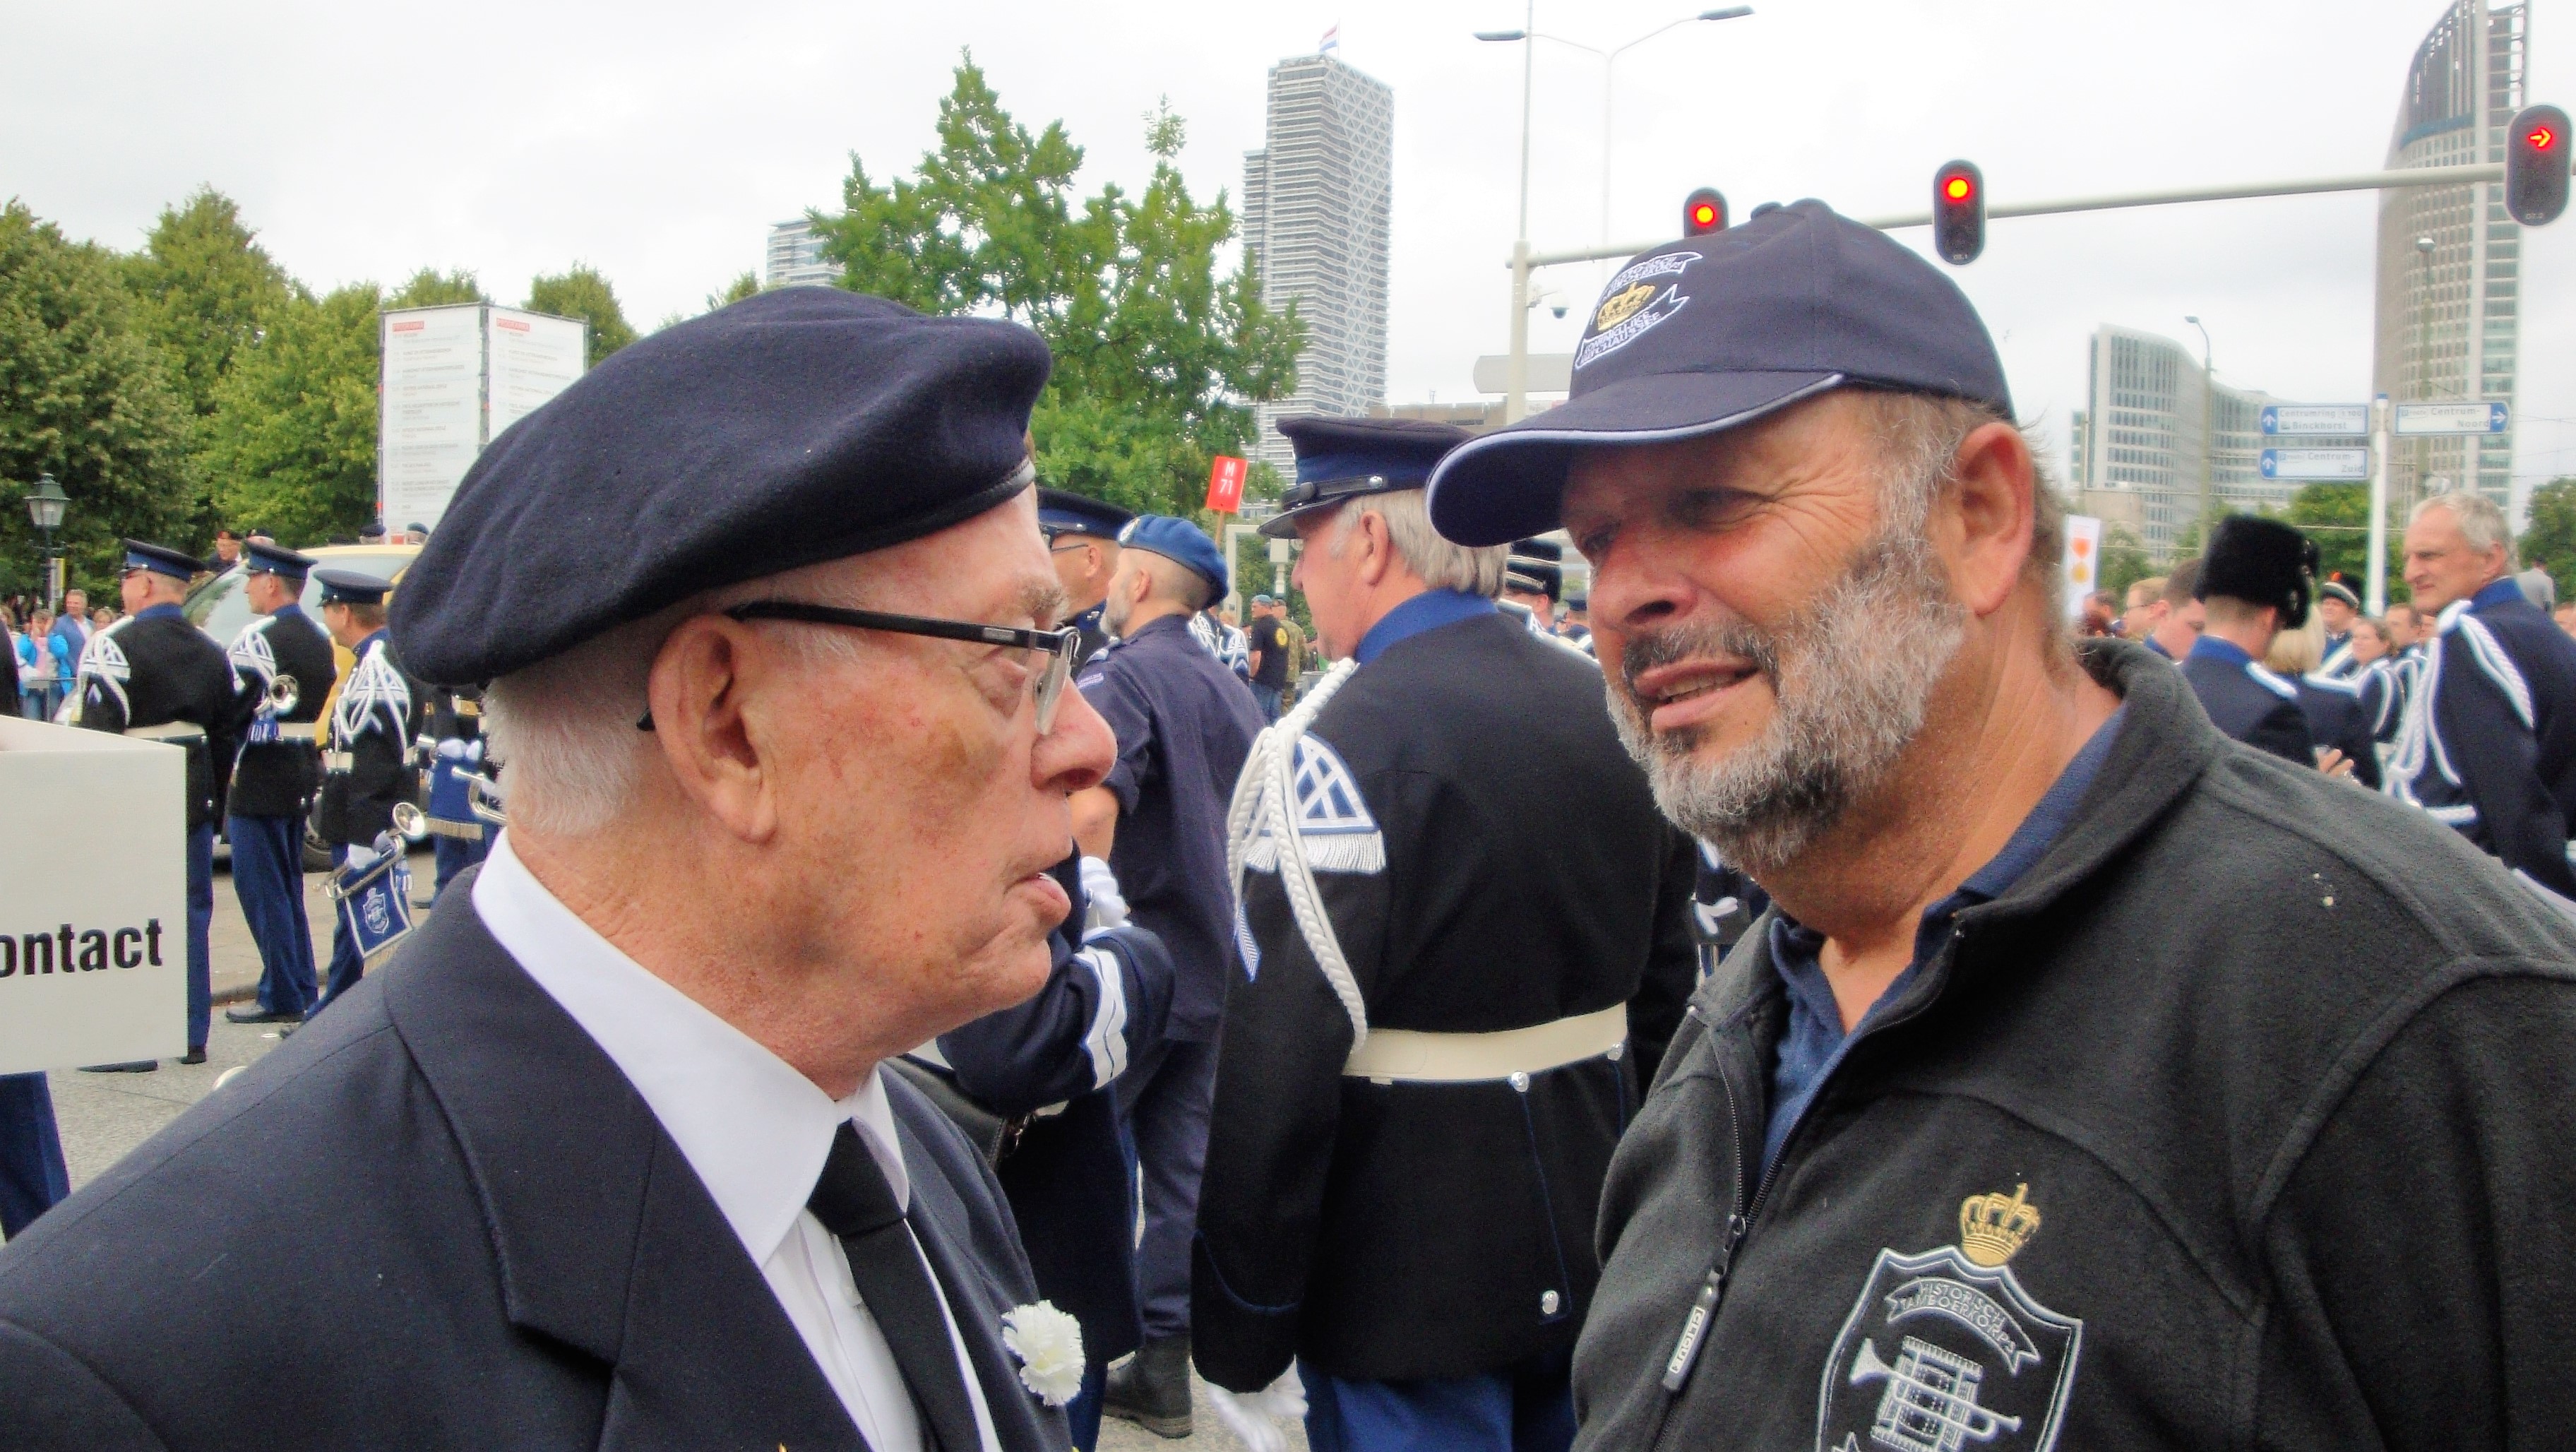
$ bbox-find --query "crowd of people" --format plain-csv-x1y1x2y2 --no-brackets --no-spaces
0,199,2572,1452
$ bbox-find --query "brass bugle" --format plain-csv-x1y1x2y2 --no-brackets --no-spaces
266,673,299,715
390,800,431,843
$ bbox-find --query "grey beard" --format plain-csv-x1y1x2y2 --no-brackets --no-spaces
1608,530,1967,876
1104,591,1132,638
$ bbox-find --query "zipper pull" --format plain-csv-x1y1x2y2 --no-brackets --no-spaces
1661,1214,1749,1394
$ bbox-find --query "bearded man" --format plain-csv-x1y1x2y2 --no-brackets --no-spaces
1424,200,2576,1450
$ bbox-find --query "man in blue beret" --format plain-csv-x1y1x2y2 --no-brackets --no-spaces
68,540,239,1072
1038,487,1135,666
1072,513,1264,1439
0,288,1119,1451
1421,198,2576,1450
220,541,338,1026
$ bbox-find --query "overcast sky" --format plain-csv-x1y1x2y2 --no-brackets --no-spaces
9,0,2574,501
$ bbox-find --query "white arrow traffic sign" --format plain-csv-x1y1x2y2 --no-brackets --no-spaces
2394,401,2510,435
2260,404,2371,436
2260,448,2371,482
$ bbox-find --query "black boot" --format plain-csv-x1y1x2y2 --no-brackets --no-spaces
1102,1334,1193,1439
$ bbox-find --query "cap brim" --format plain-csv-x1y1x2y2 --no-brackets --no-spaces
1426,370,1844,547
1258,501,1340,540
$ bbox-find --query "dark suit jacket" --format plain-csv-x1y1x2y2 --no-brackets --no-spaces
0,869,1071,1451
2179,650,2315,768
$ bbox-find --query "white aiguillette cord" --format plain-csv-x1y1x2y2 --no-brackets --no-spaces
1224,658,1369,1047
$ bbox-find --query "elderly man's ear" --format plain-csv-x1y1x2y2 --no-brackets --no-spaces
1938,420,2039,619
645,615,784,845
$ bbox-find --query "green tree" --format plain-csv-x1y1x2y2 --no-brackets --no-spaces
818,60,1301,520
2272,482,2399,590
120,187,294,421
525,263,637,366
2097,522,2152,602
2520,477,2576,601
198,283,384,546
388,268,487,309
0,201,197,597
709,271,759,311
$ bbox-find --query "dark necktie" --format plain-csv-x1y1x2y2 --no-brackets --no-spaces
806,1122,983,1452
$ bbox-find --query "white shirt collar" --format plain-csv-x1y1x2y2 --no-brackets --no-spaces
471,831,909,1270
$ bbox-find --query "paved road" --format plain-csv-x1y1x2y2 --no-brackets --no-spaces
31,853,1293,1451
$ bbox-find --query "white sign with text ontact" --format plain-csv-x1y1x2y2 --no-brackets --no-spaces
0,719,186,1073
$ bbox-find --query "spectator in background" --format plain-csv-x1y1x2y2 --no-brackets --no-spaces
0,607,19,720
2121,576,2169,643
48,590,88,703
2079,588,2118,637
207,528,244,573
90,604,116,635
1243,594,1289,722
20,609,58,720
2267,605,2378,788
2147,559,2204,660
2518,566,2559,614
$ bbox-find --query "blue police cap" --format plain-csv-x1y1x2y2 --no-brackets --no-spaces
1038,488,1135,542
243,540,315,581
1260,415,1474,540
1426,200,2014,547
121,540,201,582
314,567,393,607
390,287,1053,685
1505,537,1564,601
1118,516,1228,599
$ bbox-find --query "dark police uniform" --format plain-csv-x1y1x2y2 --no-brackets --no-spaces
1037,489,1135,667
2387,574,2576,895
222,542,336,1023
2180,636,2314,766
310,570,422,1012
419,685,491,898
2177,516,2322,770
1195,417,1698,1451
73,541,238,1059
1076,513,1263,1437
932,852,1176,1451
0,287,1079,1450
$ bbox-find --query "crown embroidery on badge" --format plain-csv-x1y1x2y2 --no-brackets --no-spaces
1958,1184,2041,1268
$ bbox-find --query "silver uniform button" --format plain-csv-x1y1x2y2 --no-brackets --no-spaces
1606,1042,1625,1061
1542,1290,1561,1315
1508,1071,1530,1093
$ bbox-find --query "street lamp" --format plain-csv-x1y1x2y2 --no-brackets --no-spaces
2184,316,2214,537
23,472,68,612
1477,6,1753,422
2414,232,2438,508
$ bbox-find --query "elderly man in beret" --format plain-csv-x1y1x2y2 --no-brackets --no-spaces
1425,200,2576,1449
0,289,1111,1451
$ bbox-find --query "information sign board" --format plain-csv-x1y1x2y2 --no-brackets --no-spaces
379,305,484,532
2259,404,2370,436
2259,448,2371,482
486,309,588,441
2394,402,2510,435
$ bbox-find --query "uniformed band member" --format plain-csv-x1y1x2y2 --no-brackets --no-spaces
1423,197,2576,1451
2387,489,2576,895
0,286,1110,1449
2270,615,2382,790
2314,571,2363,679
418,684,493,899
1039,488,1135,667
72,540,237,1069
1500,536,1566,638
1191,415,1698,1452
1071,514,1264,1439
2178,516,2318,768
309,566,422,1013
1559,593,1594,654
220,541,338,1025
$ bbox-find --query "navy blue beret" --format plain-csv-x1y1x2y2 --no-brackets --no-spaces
1119,516,1228,598
121,540,202,581
390,287,1054,686
1038,488,1135,541
314,567,393,606
242,541,315,581
1261,415,1472,540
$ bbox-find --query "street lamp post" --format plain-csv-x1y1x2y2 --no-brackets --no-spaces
2184,316,2214,538
2414,233,2437,508
1477,6,1752,424
23,472,68,614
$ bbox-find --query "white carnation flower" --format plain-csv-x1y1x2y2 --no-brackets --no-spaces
1001,1300,1085,1407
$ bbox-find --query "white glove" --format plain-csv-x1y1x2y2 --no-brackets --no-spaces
1080,855,1128,929
1205,1371,1307,1452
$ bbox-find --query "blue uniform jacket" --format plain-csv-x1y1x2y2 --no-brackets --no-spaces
2387,578,2576,895
2296,673,2380,790
1075,613,1263,1042
2179,636,2314,768
937,855,1176,1365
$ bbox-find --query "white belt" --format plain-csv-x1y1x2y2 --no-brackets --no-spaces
124,722,205,743
274,722,321,742
422,817,486,840
323,750,354,773
1343,1005,1628,1083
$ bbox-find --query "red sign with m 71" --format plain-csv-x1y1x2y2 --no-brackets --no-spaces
1205,456,1248,513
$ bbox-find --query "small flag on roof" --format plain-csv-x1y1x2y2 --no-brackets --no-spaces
1320,24,1340,52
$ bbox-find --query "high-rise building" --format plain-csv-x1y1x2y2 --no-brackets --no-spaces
2371,0,2528,515
765,218,840,290
2073,325,2289,561
1242,52,1395,476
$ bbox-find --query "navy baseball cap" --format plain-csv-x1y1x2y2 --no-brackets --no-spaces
1426,200,2013,547
1119,516,1228,598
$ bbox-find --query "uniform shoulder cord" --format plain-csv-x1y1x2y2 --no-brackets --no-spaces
1225,659,1371,1048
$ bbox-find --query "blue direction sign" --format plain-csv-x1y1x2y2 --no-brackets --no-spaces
2260,404,2371,436
2394,401,2510,435
2260,448,2371,482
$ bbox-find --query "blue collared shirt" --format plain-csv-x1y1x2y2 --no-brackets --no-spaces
1353,589,1497,665
1761,707,2128,1175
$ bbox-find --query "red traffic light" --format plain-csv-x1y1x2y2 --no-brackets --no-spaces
2508,104,2572,225
1932,160,1985,266
1682,187,1728,237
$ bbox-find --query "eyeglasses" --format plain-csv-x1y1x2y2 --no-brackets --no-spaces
661,600,1082,734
